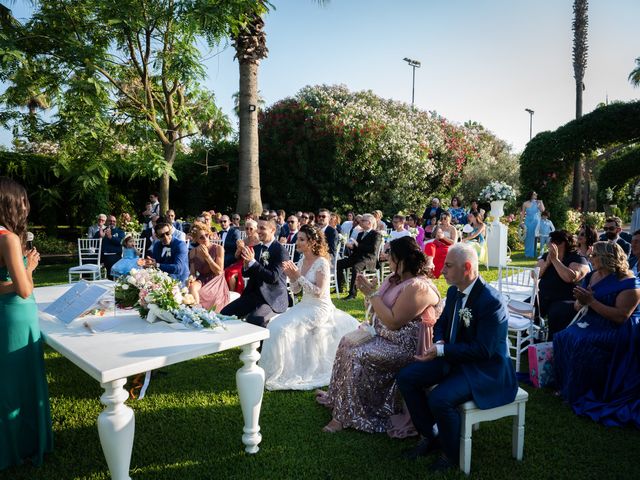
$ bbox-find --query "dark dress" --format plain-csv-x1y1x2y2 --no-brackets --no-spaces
538,251,589,337
0,236,53,469
554,273,640,427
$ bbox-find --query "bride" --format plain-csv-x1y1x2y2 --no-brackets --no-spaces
259,224,359,390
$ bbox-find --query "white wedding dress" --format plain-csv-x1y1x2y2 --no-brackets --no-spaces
260,256,359,391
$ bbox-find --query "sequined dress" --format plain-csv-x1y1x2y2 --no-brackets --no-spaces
322,275,442,433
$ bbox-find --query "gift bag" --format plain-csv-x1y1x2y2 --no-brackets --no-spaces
528,342,555,388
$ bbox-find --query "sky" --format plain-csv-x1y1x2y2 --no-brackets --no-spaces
2,0,639,152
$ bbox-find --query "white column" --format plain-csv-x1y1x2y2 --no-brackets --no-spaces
98,378,135,480
236,341,265,454
487,223,508,267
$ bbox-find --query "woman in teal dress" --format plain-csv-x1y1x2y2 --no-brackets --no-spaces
0,177,53,471
521,191,545,258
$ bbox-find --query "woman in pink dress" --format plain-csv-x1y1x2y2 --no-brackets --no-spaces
188,221,229,312
316,236,442,433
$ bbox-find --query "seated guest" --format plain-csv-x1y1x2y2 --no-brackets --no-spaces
461,211,486,265
330,212,342,234
422,198,443,235
630,229,640,277
220,218,289,327
299,212,310,226
348,215,363,240
110,234,141,278
166,209,182,232
316,237,442,433
341,211,355,236
448,196,466,225
397,242,517,472
406,214,425,248
219,215,241,268
424,211,458,278
599,216,631,256
537,230,590,338
554,241,640,427
337,214,382,300
93,214,125,279
188,222,229,312
316,208,339,258
231,213,242,228
373,210,387,231
225,219,260,293
138,221,189,284
279,215,301,262
88,213,107,238
389,214,411,241
576,224,598,266
259,225,359,390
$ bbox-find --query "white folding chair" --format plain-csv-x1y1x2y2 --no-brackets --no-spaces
329,253,340,294
283,242,296,260
133,237,146,255
239,230,247,240
68,238,103,282
497,265,540,372
361,240,384,286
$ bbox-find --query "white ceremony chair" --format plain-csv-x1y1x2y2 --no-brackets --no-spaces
239,230,247,240
68,238,103,282
329,253,340,294
283,242,296,260
497,265,540,372
133,237,146,256
458,387,529,474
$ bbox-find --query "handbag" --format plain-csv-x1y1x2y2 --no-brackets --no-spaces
528,342,555,388
342,320,376,346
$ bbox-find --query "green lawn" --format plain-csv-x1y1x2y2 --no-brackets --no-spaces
4,255,639,479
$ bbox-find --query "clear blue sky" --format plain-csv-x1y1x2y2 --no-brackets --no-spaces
2,0,639,152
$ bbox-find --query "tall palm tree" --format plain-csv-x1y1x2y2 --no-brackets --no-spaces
571,0,588,209
629,57,640,87
232,1,327,216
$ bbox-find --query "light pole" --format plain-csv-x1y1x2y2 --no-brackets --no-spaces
403,57,421,108
525,108,534,141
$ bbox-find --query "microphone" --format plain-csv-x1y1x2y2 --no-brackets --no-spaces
26,231,34,250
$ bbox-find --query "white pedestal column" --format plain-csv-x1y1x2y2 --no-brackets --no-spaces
98,378,135,480
236,341,265,454
487,222,508,268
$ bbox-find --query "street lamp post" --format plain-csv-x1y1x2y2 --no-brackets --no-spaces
403,57,421,108
525,108,534,141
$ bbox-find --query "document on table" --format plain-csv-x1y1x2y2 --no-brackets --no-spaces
41,281,111,325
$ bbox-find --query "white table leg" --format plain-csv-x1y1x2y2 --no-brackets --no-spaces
98,378,135,480
236,341,265,454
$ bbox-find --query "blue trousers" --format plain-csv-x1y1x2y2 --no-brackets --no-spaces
397,358,472,462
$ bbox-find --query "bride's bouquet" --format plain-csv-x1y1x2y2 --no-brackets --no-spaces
115,268,226,330
479,181,516,202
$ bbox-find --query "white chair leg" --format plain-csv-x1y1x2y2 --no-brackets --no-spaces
512,402,526,460
459,412,473,475
515,331,522,372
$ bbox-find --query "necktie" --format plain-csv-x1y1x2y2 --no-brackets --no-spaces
287,232,293,243
450,291,466,344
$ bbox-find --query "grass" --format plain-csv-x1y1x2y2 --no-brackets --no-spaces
4,254,639,479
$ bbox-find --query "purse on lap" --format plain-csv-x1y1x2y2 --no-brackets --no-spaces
342,319,376,346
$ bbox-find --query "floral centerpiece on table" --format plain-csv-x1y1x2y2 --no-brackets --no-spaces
114,268,227,330
479,181,516,202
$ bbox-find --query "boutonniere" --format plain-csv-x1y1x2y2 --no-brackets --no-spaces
260,250,270,264
459,308,473,328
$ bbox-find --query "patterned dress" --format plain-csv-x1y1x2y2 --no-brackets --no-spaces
322,275,442,433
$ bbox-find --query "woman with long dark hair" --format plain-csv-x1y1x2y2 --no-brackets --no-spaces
259,224,359,391
0,177,53,470
316,236,442,434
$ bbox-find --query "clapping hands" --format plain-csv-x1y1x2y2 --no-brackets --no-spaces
573,285,594,306
282,260,299,280
355,273,376,297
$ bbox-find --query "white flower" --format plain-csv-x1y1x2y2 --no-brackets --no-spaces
121,284,129,290
260,250,270,264
459,308,473,328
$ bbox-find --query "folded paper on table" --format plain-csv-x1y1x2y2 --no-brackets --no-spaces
41,281,111,325
528,342,555,388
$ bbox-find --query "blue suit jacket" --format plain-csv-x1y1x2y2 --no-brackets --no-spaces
221,227,241,268
152,237,189,284
322,226,339,258
433,277,518,409
242,241,290,313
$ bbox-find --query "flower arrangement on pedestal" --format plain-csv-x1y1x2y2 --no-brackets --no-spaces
479,181,516,202
114,268,226,329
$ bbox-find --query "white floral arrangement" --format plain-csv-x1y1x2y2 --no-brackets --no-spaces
114,268,226,330
408,227,418,238
630,181,640,205
459,307,473,328
479,181,516,202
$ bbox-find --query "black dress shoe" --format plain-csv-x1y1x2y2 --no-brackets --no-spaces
428,455,456,473
343,294,357,300
403,436,441,460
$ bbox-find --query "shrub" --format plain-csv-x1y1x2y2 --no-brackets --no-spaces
33,231,75,255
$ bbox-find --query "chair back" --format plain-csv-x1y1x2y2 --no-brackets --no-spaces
283,242,296,260
77,238,102,265
239,230,247,240
132,237,146,256
497,265,539,305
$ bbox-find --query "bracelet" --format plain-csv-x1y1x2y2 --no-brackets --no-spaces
366,291,379,300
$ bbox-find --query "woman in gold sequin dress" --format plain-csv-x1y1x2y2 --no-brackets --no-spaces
316,236,442,433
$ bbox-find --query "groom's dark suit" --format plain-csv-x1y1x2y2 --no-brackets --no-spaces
397,277,517,465
220,240,289,327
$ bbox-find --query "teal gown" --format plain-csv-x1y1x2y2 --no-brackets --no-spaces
0,261,53,470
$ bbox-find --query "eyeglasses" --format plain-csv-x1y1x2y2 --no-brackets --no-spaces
317,215,328,218
220,220,229,223
157,231,171,237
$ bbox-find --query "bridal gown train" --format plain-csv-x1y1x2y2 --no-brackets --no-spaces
259,256,359,391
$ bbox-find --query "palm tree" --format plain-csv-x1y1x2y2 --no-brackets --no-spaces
629,57,640,87
571,0,588,209
232,1,327,216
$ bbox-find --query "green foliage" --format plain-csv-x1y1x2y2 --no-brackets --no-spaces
259,85,501,215
32,231,75,255
597,146,640,212
507,221,524,251
520,101,640,228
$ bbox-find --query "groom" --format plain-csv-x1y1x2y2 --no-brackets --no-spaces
396,242,517,473
221,217,289,327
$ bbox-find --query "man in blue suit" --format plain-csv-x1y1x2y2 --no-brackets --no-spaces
140,222,189,285
397,242,517,473
317,208,339,258
219,215,241,268
221,218,290,327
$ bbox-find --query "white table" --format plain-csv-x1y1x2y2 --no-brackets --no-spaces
35,284,269,480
